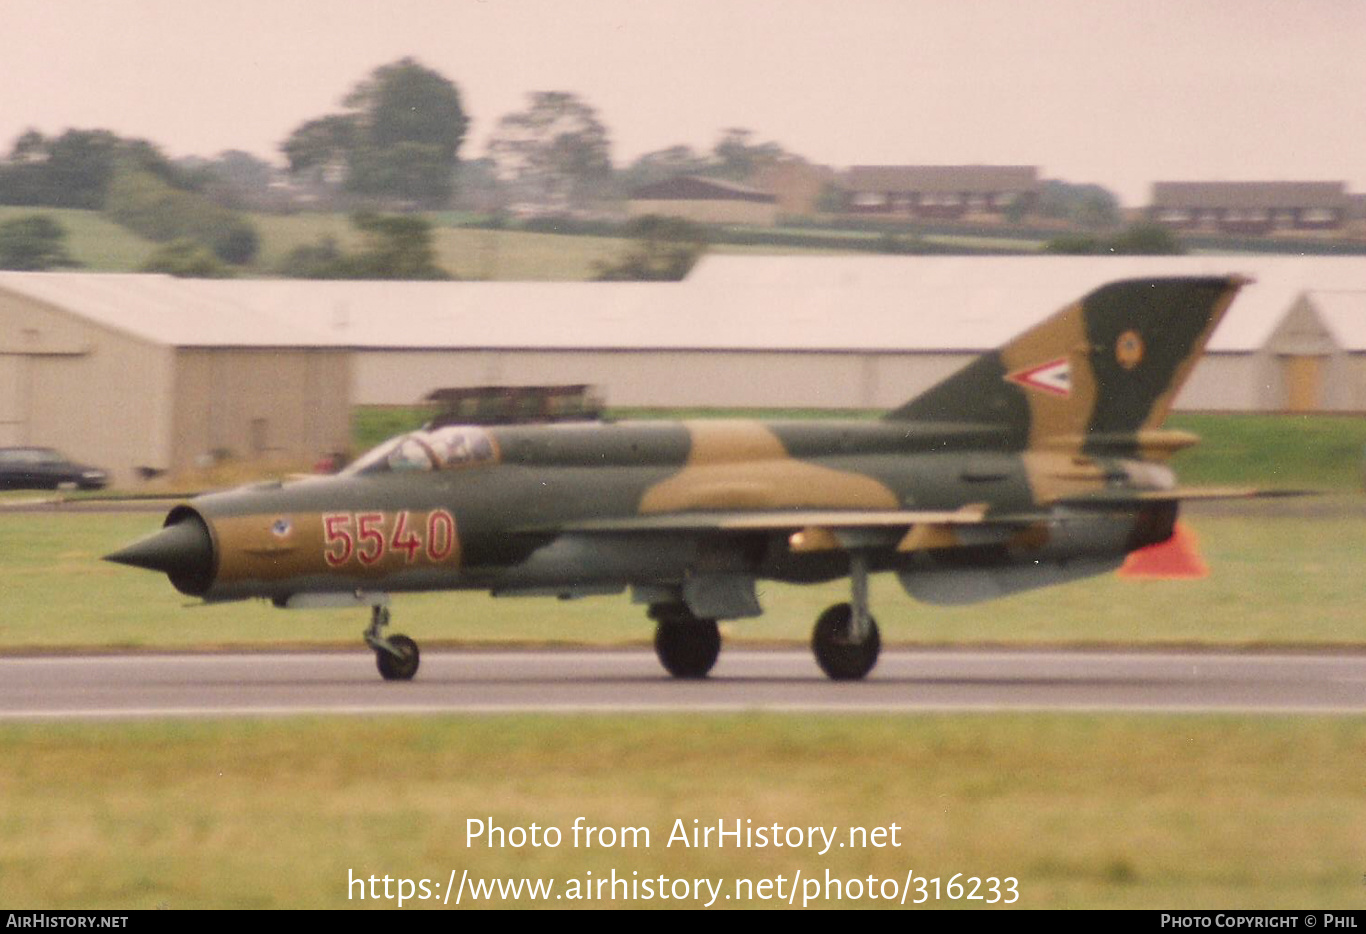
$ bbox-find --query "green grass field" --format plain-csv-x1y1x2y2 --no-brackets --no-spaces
0,206,159,271
1169,412,1366,491
249,214,633,281
1,715,1363,908
7,207,846,281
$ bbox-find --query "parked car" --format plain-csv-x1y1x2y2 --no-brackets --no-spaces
0,447,109,491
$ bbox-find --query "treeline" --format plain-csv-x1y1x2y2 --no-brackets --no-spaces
0,128,261,269
0,129,166,209
0,60,835,225
2,57,1158,278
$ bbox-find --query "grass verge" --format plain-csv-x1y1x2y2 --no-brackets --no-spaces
0,714,1362,908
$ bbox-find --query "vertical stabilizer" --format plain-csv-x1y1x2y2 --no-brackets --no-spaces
886,277,1248,454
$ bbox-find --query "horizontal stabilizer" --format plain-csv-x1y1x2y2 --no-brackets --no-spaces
1044,430,1201,459
1055,487,1314,508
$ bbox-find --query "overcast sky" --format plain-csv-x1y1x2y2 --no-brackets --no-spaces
2,0,1363,205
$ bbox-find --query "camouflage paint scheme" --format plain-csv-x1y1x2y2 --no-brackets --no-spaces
108,277,1248,677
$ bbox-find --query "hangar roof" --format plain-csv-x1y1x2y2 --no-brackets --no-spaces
686,255,1366,352
0,271,324,348
1306,292,1366,350
629,175,776,203
1151,181,1347,210
842,165,1039,193
4,256,1366,355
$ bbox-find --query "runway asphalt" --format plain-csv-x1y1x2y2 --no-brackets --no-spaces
2,647,1364,719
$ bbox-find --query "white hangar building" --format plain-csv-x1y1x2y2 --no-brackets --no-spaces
3,256,1366,485
684,255,1366,413
0,273,350,486
184,255,1366,413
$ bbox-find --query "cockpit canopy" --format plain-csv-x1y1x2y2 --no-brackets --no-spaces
344,426,498,476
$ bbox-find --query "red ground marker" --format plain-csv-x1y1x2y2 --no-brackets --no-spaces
1118,522,1209,579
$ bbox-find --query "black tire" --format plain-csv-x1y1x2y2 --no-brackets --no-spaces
654,616,722,679
377,634,420,681
811,603,880,681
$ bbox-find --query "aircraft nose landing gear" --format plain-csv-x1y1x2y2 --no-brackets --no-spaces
364,604,421,681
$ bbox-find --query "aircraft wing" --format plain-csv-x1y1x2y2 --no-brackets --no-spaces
515,505,1020,554
522,505,992,535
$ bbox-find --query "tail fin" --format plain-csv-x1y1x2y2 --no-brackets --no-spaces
886,276,1248,455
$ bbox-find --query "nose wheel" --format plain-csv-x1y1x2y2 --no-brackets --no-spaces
364,605,420,681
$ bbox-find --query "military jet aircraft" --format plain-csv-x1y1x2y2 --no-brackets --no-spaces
108,276,1254,682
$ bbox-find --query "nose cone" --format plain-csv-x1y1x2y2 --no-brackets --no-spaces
105,514,215,596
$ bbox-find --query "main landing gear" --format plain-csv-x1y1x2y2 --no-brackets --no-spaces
811,552,881,681
651,604,722,679
364,604,420,681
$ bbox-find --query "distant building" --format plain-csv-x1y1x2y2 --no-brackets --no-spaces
839,165,1040,220
1149,181,1349,235
750,162,836,217
627,175,778,226
1254,290,1366,411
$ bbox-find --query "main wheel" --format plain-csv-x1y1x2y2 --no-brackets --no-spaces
654,616,722,679
812,603,880,681
376,634,420,681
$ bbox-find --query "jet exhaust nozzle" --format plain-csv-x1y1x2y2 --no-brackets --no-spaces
104,507,215,597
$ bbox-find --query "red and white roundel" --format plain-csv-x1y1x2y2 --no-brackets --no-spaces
1005,358,1071,397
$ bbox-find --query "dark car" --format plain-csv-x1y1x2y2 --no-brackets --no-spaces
0,447,109,491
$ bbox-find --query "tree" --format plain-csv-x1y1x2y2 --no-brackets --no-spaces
487,92,613,210
281,59,467,208
281,115,356,181
186,150,281,210
617,145,712,192
593,215,706,281
276,235,345,278
1109,221,1184,254
140,240,233,278
1044,221,1184,255
0,215,80,270
276,213,451,279
0,129,118,208
710,128,790,182
0,129,198,209
1035,180,1122,229
348,212,450,278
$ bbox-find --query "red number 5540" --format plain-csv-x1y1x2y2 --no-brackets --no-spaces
322,511,456,568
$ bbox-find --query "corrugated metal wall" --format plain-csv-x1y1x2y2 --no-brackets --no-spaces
171,348,351,473
0,287,173,484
